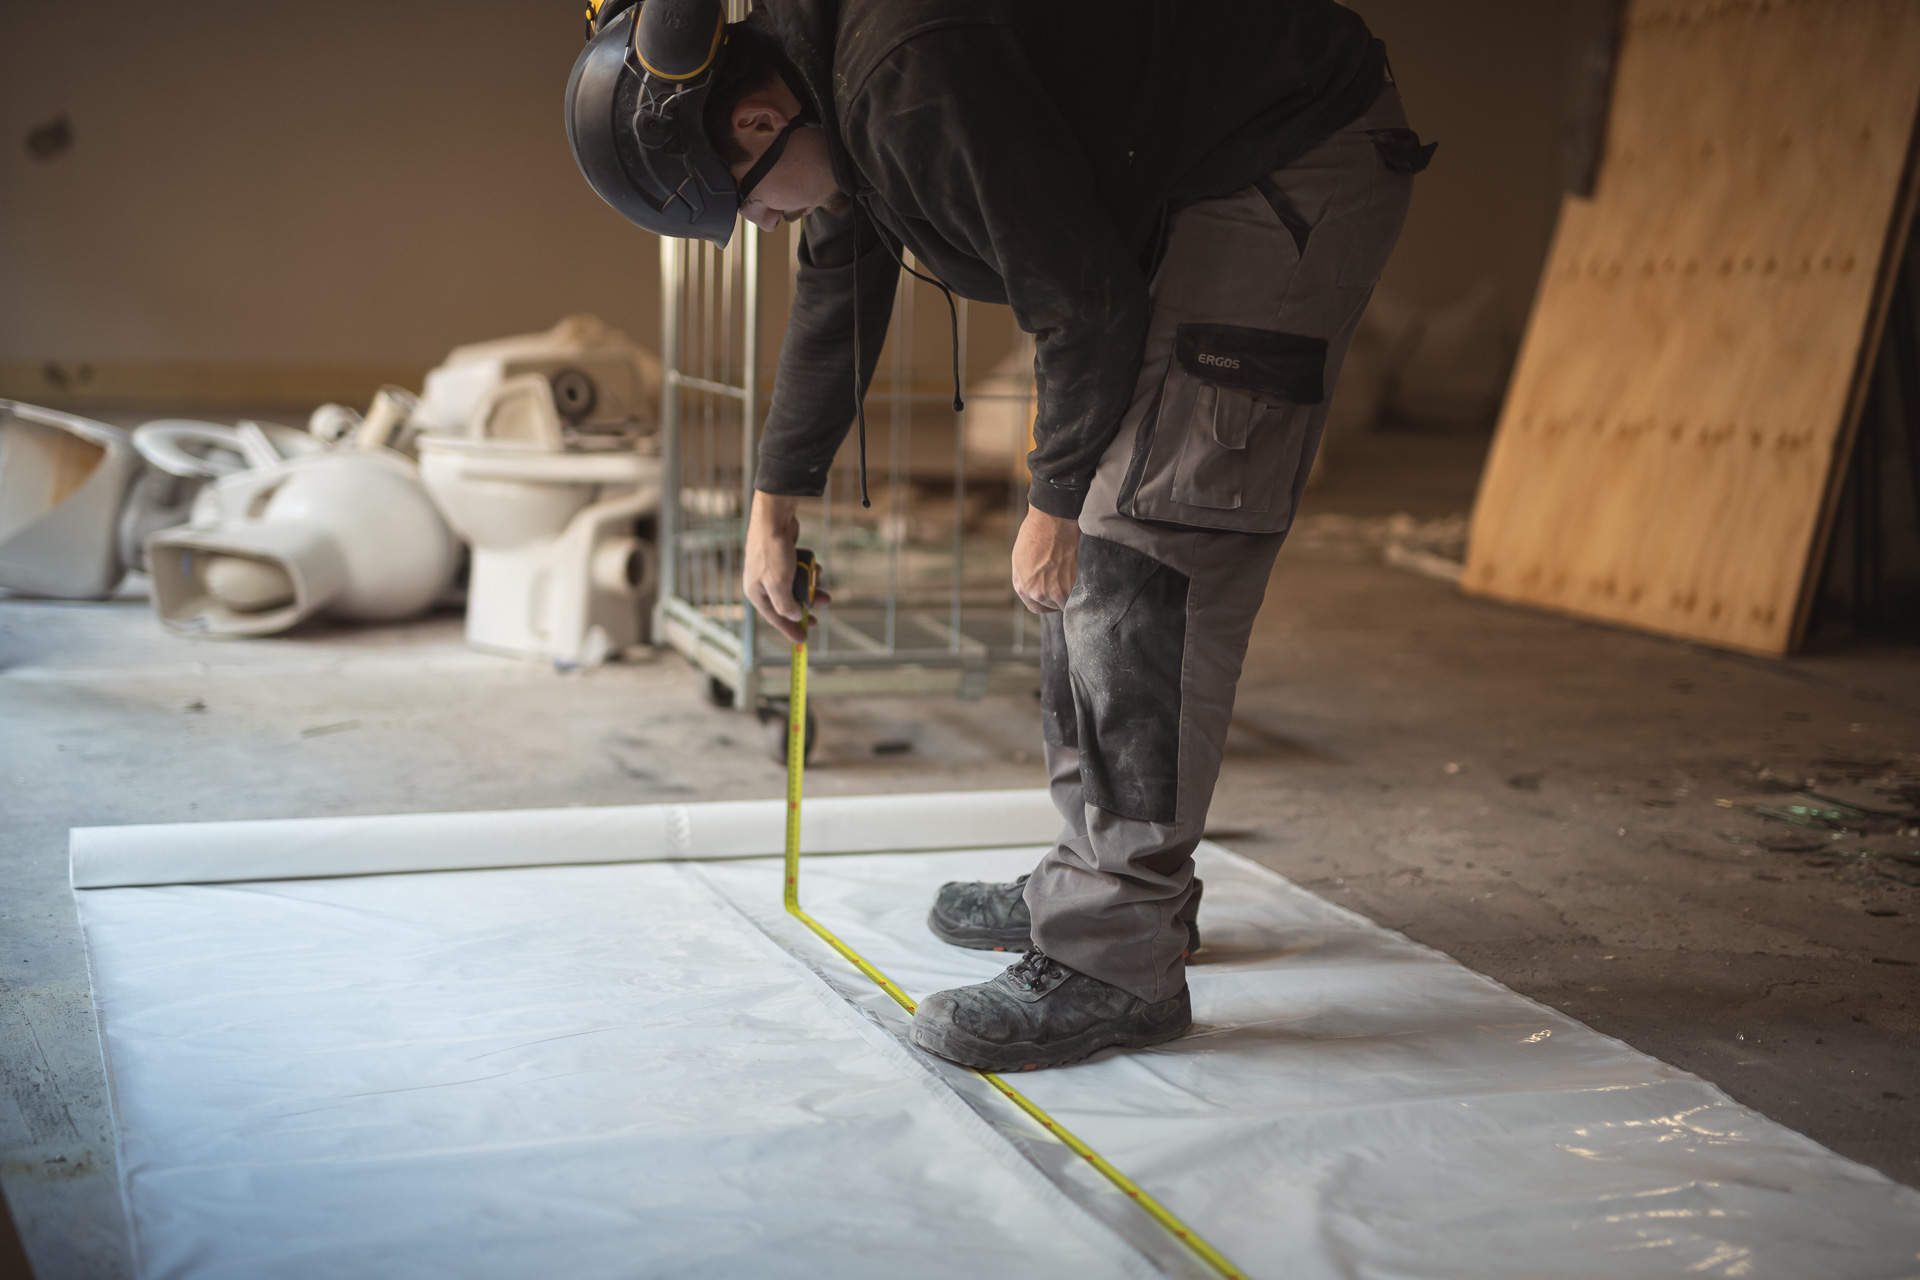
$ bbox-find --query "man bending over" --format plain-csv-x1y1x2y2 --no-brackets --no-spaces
567,0,1430,1071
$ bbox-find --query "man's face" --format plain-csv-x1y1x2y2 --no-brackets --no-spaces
728,92,846,232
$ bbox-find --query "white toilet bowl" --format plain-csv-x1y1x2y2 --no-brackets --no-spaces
417,372,660,668
147,450,461,637
124,419,325,573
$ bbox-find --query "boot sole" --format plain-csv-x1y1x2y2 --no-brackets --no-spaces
909,999,1192,1072
925,910,1032,952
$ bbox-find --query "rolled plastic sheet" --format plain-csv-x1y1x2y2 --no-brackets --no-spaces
73,794,1920,1279
68,789,1061,888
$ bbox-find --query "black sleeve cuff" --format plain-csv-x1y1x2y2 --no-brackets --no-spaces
755,451,833,498
1026,477,1088,520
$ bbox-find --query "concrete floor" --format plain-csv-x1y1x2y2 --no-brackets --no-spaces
3,426,1916,1278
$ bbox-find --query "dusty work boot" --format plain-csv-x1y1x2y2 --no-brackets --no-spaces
910,950,1192,1072
928,875,1203,956
927,874,1034,951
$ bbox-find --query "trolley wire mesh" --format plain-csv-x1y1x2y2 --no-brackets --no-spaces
657,219,1042,707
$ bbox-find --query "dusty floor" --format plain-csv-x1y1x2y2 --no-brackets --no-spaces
2,425,1916,1278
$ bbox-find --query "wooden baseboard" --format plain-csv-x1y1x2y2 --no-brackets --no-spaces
0,361,430,411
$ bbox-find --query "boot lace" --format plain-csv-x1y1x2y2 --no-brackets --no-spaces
1007,948,1068,992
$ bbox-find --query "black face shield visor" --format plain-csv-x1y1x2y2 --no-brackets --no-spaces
565,4,812,247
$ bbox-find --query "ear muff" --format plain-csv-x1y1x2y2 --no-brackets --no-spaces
634,0,727,81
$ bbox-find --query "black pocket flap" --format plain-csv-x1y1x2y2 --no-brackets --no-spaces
1175,324,1328,405
1369,128,1438,174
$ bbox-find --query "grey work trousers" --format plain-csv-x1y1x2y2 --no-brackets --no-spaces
1025,86,1416,1002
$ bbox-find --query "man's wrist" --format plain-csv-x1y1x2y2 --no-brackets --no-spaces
1023,509,1079,537
752,490,801,519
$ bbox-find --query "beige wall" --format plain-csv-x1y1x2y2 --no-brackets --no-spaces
1356,0,1607,329
0,1,662,406
0,0,1601,409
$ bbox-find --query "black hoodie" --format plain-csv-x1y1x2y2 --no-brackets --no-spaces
753,0,1385,519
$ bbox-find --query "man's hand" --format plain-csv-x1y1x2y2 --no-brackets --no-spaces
1011,509,1080,615
744,491,831,644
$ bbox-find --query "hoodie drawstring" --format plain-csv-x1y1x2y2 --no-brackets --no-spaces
880,239,966,415
851,241,871,509
847,227,966,511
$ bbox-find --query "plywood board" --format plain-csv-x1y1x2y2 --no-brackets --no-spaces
1464,0,1920,656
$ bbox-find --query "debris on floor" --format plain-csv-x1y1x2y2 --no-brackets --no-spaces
1717,765,1920,889
1288,511,1469,582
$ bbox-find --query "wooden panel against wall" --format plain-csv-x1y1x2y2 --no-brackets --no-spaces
1463,0,1920,656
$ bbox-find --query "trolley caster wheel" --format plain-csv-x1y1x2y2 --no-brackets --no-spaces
701,675,736,709
764,710,818,766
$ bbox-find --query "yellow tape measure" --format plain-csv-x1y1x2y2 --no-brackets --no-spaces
778,550,1249,1280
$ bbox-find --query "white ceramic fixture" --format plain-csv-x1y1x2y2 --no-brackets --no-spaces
306,387,424,456
147,448,460,637
0,401,144,598
410,314,662,444
126,419,325,572
418,372,660,668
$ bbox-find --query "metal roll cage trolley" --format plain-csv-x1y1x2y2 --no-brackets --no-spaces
656,227,1048,762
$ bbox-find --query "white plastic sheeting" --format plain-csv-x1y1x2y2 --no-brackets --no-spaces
81,861,1149,1280
74,794,1920,1280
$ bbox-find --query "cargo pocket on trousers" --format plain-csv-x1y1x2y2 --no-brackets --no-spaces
1119,322,1327,534
1170,379,1308,513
